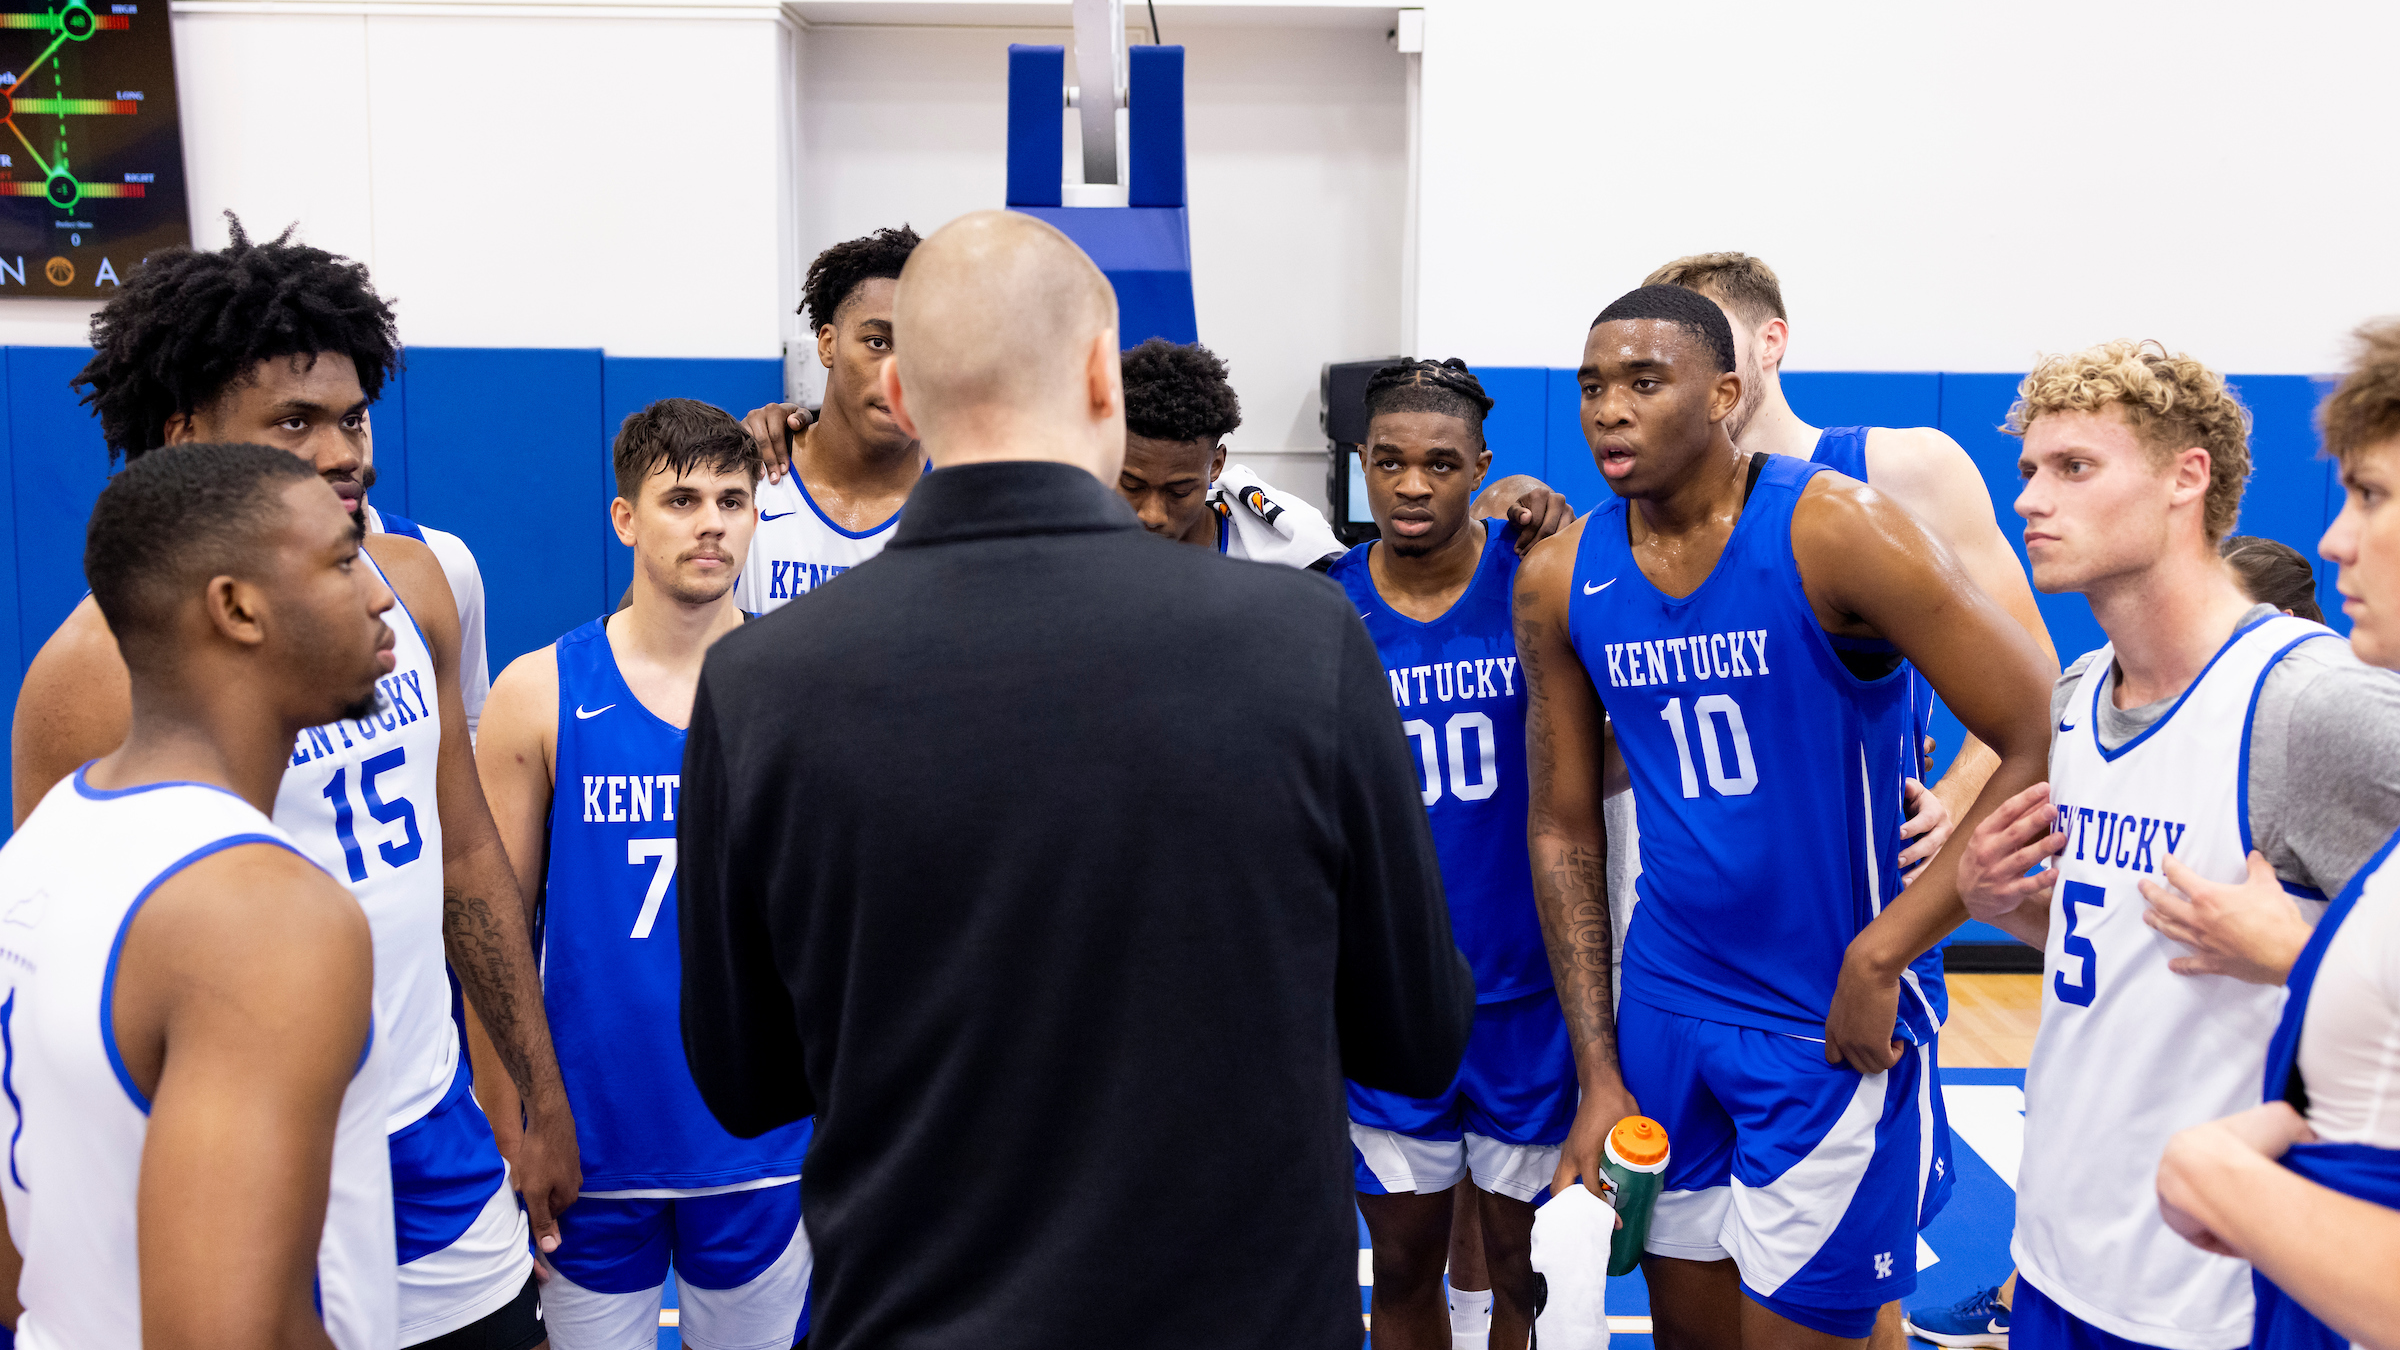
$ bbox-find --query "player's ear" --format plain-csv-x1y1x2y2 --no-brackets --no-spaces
2172,446,2212,510
1472,444,1493,492
1211,439,1227,482
816,323,837,369
880,357,920,441
1756,316,1790,373
610,495,636,547
1710,368,1742,425
162,409,199,445
205,574,268,648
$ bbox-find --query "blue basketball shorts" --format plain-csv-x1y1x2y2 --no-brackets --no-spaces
2013,1273,2182,1350
538,1181,809,1350
1349,988,1578,1204
1616,996,1947,1330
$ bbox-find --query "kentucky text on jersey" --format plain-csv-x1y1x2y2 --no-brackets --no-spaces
1599,630,1772,688
582,774,682,823
763,559,850,602
1387,658,1517,707
2051,801,2189,874
287,670,435,765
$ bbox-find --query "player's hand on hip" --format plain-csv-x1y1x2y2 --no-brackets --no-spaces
1508,487,1576,554
740,402,812,484
1958,781,2063,923
1896,777,1953,884
1551,1080,1640,1209
2141,851,2313,985
1825,956,1905,1075
512,1105,584,1254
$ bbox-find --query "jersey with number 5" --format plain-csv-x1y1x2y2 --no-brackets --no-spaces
543,617,812,1191
1568,454,1928,1042
275,550,457,1131
2014,613,2331,1347
1330,520,1545,1002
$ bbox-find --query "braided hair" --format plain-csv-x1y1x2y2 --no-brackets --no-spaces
802,225,920,332
75,214,401,464
1362,358,1495,444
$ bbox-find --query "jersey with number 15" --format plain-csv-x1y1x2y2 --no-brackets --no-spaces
1568,454,1929,1043
543,618,813,1191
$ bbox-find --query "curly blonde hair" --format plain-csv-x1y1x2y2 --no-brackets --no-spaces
2004,339,2251,541
2321,320,2400,469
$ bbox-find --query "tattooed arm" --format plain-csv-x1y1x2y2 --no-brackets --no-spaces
367,535,581,1252
1515,520,1641,1199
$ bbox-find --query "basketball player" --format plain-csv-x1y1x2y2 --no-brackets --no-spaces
1335,360,1572,1350
2155,319,2400,1350
1116,337,1571,569
359,411,493,737
476,400,813,1347
1518,286,2053,1346
736,226,926,612
0,443,394,1347
1952,340,2400,1350
12,228,575,1349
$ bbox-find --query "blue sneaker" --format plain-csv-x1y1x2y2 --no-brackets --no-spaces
1903,1285,2010,1348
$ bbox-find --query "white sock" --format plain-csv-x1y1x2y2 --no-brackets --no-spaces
1448,1280,1494,1333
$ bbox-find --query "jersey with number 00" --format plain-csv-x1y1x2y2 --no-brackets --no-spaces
1330,520,1547,1002
1568,454,1929,1042
2014,614,2330,1349
0,773,397,1350
544,618,813,1190
735,472,899,615
273,550,456,1130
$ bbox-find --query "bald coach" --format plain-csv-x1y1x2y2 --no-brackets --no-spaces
677,211,1472,1349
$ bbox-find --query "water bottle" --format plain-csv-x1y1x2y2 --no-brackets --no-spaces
1600,1115,1669,1277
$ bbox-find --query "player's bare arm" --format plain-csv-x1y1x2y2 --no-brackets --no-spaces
1472,474,1576,554
368,532,583,1249
119,843,373,1349
464,645,563,1170
11,598,130,828
1865,426,2061,819
1790,473,2054,1073
1517,516,1640,1199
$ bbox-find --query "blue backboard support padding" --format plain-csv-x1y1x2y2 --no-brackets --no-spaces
598,357,786,603
399,348,608,673
1009,205,1197,347
1128,45,1186,209
1005,45,1065,209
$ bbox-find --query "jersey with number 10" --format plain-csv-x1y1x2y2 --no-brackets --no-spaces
1568,454,1930,1042
1330,520,1546,1002
544,618,812,1191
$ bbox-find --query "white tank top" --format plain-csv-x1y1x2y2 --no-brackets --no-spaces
735,471,899,615
0,771,396,1350
2014,614,2330,1350
272,551,456,1129
2296,846,2400,1146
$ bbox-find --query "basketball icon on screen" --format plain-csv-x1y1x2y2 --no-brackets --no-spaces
44,256,72,286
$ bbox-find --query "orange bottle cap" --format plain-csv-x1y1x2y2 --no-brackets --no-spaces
1610,1115,1669,1167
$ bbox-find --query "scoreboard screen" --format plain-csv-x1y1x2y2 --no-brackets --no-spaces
0,0,187,294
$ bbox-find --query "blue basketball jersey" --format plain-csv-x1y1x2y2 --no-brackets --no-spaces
544,618,812,1191
1569,454,1935,1042
1331,521,1548,1002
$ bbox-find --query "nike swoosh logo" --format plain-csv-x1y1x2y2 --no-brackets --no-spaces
1583,578,1616,595
760,510,796,521
576,704,615,720
2057,719,2075,732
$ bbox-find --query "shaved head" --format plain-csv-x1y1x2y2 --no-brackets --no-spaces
884,210,1125,478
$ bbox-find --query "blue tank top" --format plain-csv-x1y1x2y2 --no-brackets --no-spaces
1330,521,1548,1002
544,618,812,1190
1569,454,1936,1042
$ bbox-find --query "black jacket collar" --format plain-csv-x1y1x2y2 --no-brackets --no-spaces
890,459,1143,549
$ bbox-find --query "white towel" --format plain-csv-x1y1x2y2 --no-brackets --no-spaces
1208,462,1346,570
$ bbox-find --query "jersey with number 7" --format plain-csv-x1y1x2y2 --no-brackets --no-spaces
541,617,812,1190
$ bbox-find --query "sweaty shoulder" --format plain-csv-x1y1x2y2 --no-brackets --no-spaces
1861,427,1991,527
14,596,131,824
135,841,371,993
1514,512,1589,608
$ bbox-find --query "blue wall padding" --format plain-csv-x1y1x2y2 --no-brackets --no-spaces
9,346,113,665
1541,368,1603,510
1009,205,1197,346
1128,45,1186,208
1472,367,1546,486
1784,372,1941,438
598,357,785,604
1005,45,1065,209
399,348,608,680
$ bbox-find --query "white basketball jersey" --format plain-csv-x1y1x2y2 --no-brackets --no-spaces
0,772,396,1350
736,472,898,615
273,550,457,1129
2014,614,2331,1349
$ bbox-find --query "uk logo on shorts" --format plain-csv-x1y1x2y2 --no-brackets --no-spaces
1874,1252,1895,1280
